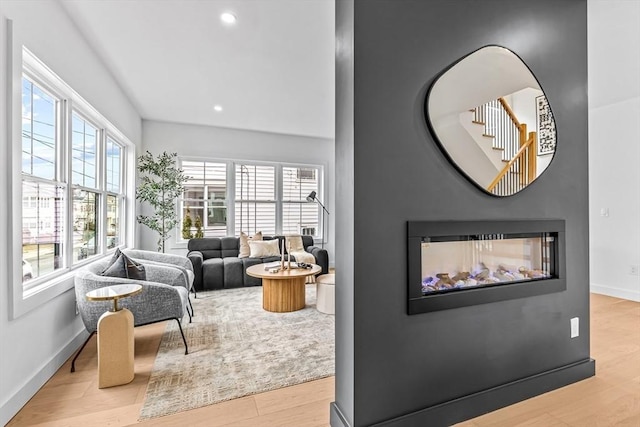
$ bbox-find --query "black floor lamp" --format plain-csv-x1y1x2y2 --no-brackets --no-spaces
306,191,329,249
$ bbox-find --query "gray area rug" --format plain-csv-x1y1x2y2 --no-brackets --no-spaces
139,285,335,420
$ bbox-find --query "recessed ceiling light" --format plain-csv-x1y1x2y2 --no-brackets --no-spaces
220,12,237,25
214,105,223,112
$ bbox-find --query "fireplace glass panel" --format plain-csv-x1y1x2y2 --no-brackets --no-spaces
420,233,556,295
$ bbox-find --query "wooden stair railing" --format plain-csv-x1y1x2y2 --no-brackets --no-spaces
473,97,537,195
486,130,537,195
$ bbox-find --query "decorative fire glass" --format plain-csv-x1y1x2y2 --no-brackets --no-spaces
420,233,556,295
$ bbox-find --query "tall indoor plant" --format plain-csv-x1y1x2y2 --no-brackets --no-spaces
136,151,188,252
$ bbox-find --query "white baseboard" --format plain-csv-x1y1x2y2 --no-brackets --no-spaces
591,283,640,302
0,330,89,426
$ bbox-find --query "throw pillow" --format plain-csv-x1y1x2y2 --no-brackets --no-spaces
100,248,125,276
238,232,250,258
122,253,146,280
285,235,305,253
248,239,280,258
101,251,146,280
104,247,123,270
238,231,263,258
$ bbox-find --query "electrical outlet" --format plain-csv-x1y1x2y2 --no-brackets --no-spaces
570,317,579,338
600,207,609,217
630,265,639,276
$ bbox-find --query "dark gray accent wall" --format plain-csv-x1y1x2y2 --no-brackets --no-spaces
334,1,591,426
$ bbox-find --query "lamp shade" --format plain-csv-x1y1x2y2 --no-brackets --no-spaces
306,191,317,202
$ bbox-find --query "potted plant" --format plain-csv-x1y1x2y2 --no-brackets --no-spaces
136,151,188,252
194,214,204,238
182,208,194,240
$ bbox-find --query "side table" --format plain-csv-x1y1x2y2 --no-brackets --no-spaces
86,284,142,388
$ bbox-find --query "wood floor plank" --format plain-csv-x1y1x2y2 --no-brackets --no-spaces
549,384,640,427
455,293,640,427
254,376,334,416
20,380,93,406
470,377,614,427
503,412,572,427
27,404,142,427
131,396,259,427
7,293,639,427
218,398,331,427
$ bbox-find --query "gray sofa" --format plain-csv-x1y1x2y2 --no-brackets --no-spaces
187,235,329,290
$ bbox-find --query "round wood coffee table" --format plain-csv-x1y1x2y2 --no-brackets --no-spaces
246,263,322,312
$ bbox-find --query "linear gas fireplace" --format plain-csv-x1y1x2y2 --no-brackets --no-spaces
407,220,565,314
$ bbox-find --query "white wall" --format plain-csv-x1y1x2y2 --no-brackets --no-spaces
0,1,141,424
508,88,555,175
588,0,640,301
141,120,336,261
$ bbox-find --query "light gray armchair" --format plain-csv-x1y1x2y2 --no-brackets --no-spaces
71,257,190,372
122,249,197,319
123,249,197,300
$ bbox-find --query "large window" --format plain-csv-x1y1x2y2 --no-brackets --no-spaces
71,112,100,264
181,161,228,237
106,137,123,249
235,164,276,235
282,166,320,235
21,76,65,283
19,50,131,295
22,78,56,179
180,160,322,240
21,181,64,281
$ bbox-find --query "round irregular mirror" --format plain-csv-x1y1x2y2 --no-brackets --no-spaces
425,45,556,196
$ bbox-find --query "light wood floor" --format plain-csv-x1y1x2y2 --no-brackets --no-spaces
7,293,639,427
457,293,640,427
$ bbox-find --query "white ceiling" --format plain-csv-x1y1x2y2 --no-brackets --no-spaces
60,0,335,139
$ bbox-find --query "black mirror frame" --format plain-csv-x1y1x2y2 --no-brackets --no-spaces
424,44,558,197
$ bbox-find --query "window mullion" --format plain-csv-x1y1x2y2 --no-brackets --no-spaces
98,128,106,255
275,164,282,235
203,184,209,228
63,99,73,270
227,160,235,236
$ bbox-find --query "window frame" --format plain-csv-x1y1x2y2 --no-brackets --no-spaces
180,160,228,235
9,47,135,319
281,165,322,236
104,134,125,251
235,162,277,236
177,157,325,244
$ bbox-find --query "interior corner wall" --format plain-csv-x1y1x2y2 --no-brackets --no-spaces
0,1,141,424
334,1,592,426
140,120,336,259
588,0,640,302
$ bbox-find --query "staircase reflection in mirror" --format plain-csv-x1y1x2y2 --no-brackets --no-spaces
425,45,556,196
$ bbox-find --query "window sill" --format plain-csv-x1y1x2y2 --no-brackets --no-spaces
12,269,76,319
11,251,118,319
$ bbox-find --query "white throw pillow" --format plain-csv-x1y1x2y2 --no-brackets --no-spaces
239,231,263,258
285,235,305,253
248,239,280,258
